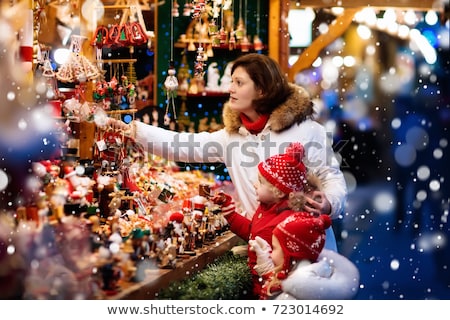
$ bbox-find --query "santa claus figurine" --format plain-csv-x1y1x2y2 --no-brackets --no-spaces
64,165,95,205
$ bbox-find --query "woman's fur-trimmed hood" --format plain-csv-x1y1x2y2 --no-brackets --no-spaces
222,84,314,134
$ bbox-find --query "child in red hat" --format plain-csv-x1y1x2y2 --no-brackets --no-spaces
213,142,328,298
250,212,360,299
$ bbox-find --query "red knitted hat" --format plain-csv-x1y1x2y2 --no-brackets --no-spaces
273,212,332,272
258,142,307,194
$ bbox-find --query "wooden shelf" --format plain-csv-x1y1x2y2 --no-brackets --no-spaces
175,41,266,52
178,91,230,98
108,232,241,299
106,109,138,115
100,59,138,64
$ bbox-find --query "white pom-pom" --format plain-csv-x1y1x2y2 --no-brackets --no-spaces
93,107,108,127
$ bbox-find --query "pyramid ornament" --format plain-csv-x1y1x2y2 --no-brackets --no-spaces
41,58,61,100
56,35,101,83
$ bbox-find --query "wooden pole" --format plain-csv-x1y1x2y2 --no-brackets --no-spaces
287,8,359,82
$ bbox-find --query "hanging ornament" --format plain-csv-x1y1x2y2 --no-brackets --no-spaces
91,25,108,49
164,63,178,126
69,34,85,54
235,0,245,40
241,35,249,52
164,65,179,92
219,27,227,44
194,46,206,78
41,53,61,100
129,21,149,46
126,62,137,106
228,30,236,50
235,17,245,40
208,0,220,36
253,35,263,51
172,0,180,17
177,53,190,94
254,0,264,51
223,0,233,10
212,34,221,47
190,1,209,79
56,35,101,84
164,0,178,126
212,0,221,19
42,62,58,98
192,0,206,19
217,0,227,46
183,1,193,16
208,20,218,36
41,58,55,78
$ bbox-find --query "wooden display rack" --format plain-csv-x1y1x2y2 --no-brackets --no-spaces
109,232,241,299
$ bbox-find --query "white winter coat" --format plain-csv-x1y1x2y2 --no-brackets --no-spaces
274,249,360,300
133,85,347,251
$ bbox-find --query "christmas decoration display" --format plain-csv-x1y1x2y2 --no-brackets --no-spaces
174,0,264,53
170,0,265,102
0,3,234,296
91,21,149,49
3,150,233,298
93,65,138,111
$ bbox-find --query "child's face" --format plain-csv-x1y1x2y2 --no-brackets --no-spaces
254,174,282,205
271,235,284,269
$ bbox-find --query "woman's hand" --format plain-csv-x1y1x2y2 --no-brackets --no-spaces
303,191,331,216
107,118,131,131
96,117,136,138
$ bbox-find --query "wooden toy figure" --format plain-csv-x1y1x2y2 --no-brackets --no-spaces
99,262,122,295
130,228,151,262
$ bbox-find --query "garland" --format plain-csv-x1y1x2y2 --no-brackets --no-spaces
157,251,252,300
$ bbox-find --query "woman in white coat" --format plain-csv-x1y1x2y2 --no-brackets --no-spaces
105,53,347,250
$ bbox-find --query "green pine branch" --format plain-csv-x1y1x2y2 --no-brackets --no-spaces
157,251,252,300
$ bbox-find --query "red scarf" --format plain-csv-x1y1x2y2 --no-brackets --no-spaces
240,113,270,134
259,270,287,300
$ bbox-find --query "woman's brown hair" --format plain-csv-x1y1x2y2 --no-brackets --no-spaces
231,53,294,114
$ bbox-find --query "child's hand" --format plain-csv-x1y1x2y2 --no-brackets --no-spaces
211,192,235,216
249,236,274,276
